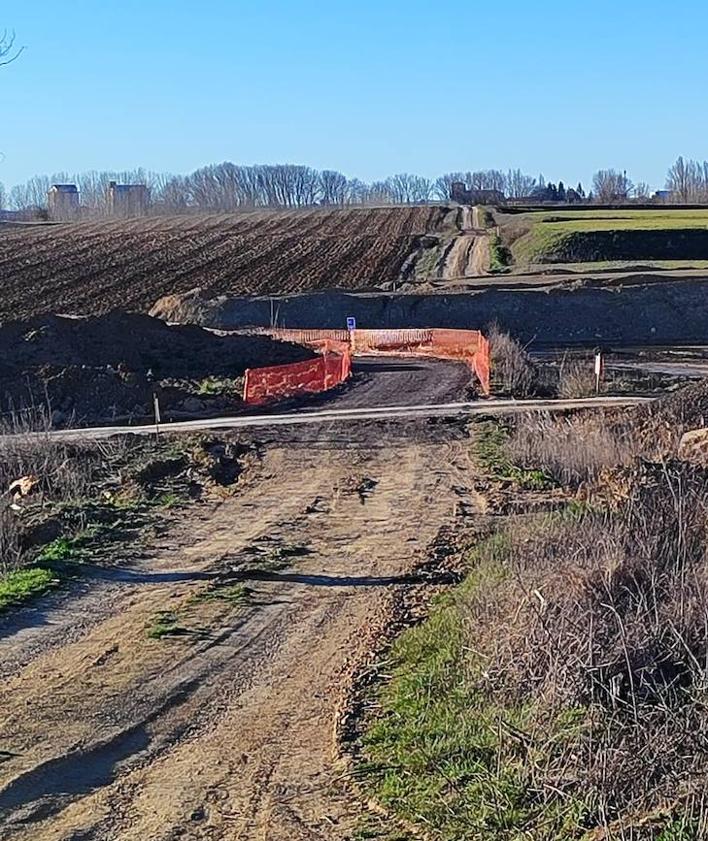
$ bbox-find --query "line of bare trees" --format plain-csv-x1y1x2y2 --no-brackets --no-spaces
4,157,708,216
1,165,549,215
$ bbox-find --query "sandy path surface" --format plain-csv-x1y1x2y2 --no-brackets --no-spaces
0,406,481,839
438,205,488,279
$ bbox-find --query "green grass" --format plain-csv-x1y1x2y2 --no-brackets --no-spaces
35,528,99,564
154,491,182,509
196,582,251,606
503,208,708,266
146,610,186,639
359,538,587,840
0,566,59,611
488,235,512,273
472,420,555,490
196,376,238,396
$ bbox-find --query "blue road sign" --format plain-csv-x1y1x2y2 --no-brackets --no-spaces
346,316,356,330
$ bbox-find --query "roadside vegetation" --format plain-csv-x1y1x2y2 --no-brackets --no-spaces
356,377,708,839
0,413,251,613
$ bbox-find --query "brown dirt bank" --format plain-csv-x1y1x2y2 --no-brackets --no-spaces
152,277,708,346
0,312,313,425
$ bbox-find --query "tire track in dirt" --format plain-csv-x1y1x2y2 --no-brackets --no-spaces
436,205,488,279
0,418,481,840
0,356,478,840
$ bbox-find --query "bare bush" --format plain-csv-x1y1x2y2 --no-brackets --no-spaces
0,412,106,571
508,411,638,486
557,354,597,398
488,323,539,397
0,507,22,574
460,462,708,827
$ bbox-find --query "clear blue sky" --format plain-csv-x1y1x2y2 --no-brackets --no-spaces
0,0,704,191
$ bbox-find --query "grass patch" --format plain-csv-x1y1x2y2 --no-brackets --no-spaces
196,582,251,607
154,491,182,509
504,208,708,265
488,234,512,273
146,610,186,640
35,528,99,564
0,566,59,611
360,537,587,840
196,376,238,396
472,420,555,490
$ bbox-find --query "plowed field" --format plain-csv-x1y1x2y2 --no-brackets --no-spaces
0,206,450,321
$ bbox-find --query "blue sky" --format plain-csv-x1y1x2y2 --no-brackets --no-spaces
0,0,704,190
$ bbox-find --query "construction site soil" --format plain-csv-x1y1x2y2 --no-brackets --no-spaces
0,312,312,425
153,276,708,346
0,361,480,840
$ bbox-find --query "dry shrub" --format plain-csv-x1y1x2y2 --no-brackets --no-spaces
488,323,539,397
0,411,107,571
557,354,598,399
508,411,638,486
0,507,22,574
461,461,708,827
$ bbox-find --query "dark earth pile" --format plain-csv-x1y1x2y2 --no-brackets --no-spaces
0,312,313,426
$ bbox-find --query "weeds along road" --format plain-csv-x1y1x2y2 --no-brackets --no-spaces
0,359,484,840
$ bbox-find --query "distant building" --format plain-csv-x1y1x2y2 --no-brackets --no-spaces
450,182,505,205
47,184,80,220
107,181,150,217
653,190,672,202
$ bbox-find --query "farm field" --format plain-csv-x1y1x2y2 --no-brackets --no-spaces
498,207,708,268
0,205,453,321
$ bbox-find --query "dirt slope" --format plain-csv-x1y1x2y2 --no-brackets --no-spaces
0,380,479,839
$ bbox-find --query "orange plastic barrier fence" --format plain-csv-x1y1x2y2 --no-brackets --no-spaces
243,348,351,405
251,327,491,395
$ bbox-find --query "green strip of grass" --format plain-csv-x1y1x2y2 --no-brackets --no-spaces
508,208,708,265
359,538,587,840
0,566,59,611
472,420,555,490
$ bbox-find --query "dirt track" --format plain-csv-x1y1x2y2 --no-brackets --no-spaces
0,362,480,840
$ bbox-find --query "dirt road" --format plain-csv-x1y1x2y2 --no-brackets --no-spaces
0,360,482,840
437,205,488,279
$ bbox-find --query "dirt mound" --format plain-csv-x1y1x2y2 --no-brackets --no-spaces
149,288,227,326
0,312,313,426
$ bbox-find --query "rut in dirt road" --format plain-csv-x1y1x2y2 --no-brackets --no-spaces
0,417,483,841
437,205,489,279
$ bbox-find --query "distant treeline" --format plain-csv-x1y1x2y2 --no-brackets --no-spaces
1,157,706,214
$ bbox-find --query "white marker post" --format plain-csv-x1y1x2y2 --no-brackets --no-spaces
594,349,604,395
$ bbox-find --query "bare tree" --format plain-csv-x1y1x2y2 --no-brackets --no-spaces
632,181,652,201
0,30,23,67
384,173,430,203
433,172,467,201
591,169,633,203
504,169,536,199
469,169,505,192
665,156,708,203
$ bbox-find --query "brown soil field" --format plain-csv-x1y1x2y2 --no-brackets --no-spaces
0,206,450,321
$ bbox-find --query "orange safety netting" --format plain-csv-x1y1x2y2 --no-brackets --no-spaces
250,327,491,395
243,348,351,405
